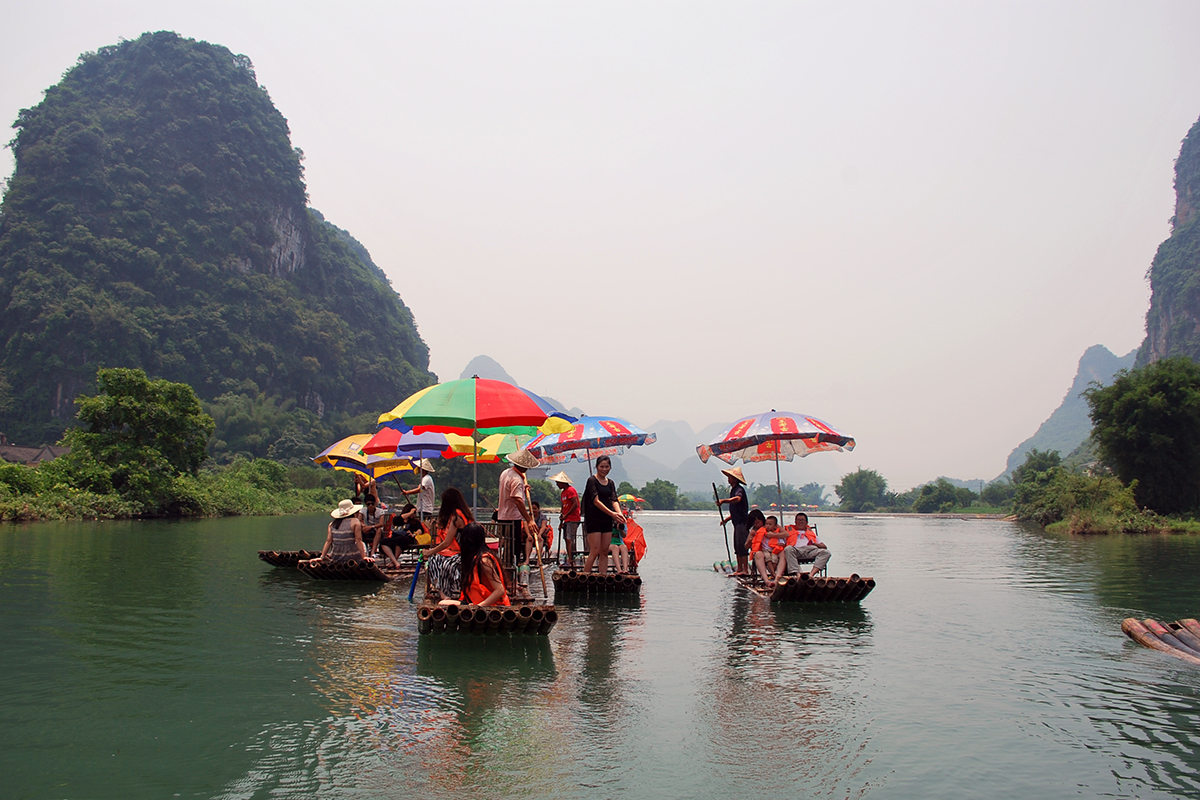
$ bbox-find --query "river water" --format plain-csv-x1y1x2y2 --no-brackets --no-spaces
3,512,1200,799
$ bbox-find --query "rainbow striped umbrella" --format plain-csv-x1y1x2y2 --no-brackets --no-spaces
377,377,575,511
377,378,573,437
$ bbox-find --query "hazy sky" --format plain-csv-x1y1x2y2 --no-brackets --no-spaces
4,2,1200,489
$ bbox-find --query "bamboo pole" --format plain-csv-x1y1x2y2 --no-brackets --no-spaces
539,609,558,635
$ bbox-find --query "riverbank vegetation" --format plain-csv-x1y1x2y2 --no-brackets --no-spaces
0,369,346,522
830,357,1200,533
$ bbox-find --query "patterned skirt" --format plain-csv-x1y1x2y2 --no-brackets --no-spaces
426,554,461,598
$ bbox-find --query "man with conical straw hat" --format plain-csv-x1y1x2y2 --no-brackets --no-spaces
498,449,541,589
716,466,751,575
550,471,580,566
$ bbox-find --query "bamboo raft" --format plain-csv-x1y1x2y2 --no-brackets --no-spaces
417,601,558,635
733,572,876,603
258,550,323,568
1122,617,1200,666
258,550,417,582
552,568,642,594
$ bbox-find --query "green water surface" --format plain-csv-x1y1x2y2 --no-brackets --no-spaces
3,512,1200,798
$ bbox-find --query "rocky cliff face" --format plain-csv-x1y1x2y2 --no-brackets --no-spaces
1137,114,1200,366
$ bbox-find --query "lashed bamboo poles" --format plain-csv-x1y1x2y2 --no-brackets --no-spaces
416,602,557,635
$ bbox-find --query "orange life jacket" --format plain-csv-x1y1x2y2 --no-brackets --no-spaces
784,524,821,546
460,551,511,606
752,526,792,555
436,509,469,555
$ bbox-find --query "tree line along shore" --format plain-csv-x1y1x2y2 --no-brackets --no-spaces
6,358,1200,534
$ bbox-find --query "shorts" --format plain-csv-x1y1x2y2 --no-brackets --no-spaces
760,550,780,564
610,534,624,546
379,533,416,550
733,522,750,557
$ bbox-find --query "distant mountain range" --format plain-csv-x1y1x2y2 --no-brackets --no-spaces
999,344,1136,479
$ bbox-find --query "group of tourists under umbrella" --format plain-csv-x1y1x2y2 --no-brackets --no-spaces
303,377,857,606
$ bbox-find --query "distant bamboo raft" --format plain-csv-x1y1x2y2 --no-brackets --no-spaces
417,601,559,636
734,573,876,603
258,550,322,567
1122,618,1200,666
552,568,642,594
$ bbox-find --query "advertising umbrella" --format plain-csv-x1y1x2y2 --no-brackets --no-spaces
526,415,657,474
377,377,575,511
696,409,855,511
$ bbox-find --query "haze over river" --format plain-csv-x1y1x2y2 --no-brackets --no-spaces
3,512,1200,798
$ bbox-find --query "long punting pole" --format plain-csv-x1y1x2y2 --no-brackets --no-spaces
523,479,549,596
713,482,732,564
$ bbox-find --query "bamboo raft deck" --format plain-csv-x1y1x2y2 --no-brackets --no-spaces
1122,617,1200,666
733,572,876,603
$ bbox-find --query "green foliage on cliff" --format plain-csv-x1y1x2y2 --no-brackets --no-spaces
1138,114,1200,367
0,31,432,451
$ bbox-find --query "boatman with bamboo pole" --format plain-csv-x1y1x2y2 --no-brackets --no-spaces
716,466,751,575
498,449,541,590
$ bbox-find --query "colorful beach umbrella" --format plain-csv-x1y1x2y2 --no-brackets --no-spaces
696,409,855,513
377,378,574,437
526,415,657,472
377,377,576,511
618,494,646,503
695,411,855,466
313,434,413,480
361,428,475,459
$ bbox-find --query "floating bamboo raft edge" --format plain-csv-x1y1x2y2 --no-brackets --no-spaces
1122,617,1200,666
417,601,558,636
552,569,642,594
734,573,876,603
258,549,323,568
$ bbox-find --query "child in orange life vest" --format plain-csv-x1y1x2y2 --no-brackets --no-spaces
457,521,511,607
751,515,795,588
782,512,831,576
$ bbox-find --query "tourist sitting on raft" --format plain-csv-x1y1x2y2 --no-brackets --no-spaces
583,455,626,574
422,488,474,598
360,493,387,549
782,513,831,577
304,499,369,565
457,522,510,607
751,514,791,588
371,501,429,569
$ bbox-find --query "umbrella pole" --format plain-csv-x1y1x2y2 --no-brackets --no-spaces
472,433,478,519
775,445,784,519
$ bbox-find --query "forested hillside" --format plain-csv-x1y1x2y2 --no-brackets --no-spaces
0,31,433,456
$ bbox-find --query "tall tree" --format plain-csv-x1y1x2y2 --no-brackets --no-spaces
835,468,888,512
1084,357,1200,514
